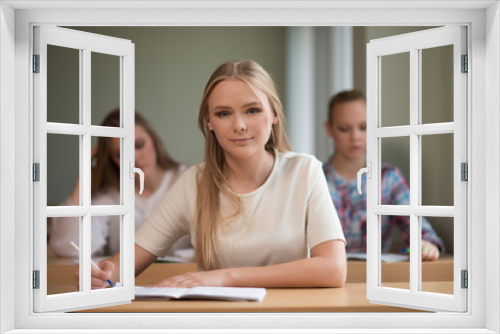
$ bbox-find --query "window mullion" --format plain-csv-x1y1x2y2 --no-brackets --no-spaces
80,47,92,295
409,47,420,295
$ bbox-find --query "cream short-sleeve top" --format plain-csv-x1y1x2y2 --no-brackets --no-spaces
135,151,345,269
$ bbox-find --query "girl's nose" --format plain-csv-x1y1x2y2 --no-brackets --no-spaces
234,115,247,132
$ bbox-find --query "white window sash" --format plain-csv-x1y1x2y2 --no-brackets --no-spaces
366,25,468,312
33,25,135,313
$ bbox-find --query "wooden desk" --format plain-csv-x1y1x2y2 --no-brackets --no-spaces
47,258,453,313
80,282,454,313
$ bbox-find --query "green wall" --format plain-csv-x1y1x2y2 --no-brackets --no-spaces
47,26,286,204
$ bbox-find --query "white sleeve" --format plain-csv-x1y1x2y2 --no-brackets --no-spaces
49,198,80,257
49,196,111,257
306,162,346,250
135,167,195,257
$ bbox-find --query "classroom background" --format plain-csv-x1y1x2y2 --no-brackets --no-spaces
46,26,454,254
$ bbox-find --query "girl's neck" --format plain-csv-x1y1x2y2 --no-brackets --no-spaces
331,154,366,181
136,165,165,197
225,150,275,194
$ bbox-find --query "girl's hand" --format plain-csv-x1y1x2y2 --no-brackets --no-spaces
155,269,232,288
73,261,115,290
421,240,440,261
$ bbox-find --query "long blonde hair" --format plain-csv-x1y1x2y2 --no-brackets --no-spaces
196,60,291,270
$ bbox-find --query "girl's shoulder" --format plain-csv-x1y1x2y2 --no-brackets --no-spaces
279,150,321,167
176,163,204,185
92,188,119,205
276,150,322,177
381,163,403,175
381,163,407,184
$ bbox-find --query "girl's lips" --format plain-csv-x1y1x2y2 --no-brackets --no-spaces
230,138,252,145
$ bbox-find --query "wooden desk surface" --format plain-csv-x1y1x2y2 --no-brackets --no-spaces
80,282,455,313
47,257,453,313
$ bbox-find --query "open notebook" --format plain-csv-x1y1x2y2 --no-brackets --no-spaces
346,252,408,263
135,286,267,302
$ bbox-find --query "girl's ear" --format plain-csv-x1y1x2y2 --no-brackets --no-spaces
272,110,279,125
323,120,333,138
205,116,214,131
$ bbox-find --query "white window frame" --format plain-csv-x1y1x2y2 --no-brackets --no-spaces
1,1,498,333
33,26,136,312
366,26,468,312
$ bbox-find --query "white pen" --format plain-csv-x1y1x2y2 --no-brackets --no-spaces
69,241,114,287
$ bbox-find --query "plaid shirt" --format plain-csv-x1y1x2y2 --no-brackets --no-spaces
323,158,445,254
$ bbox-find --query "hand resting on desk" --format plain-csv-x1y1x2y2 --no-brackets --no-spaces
421,240,440,262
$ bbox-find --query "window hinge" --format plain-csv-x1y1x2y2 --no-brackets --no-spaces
461,54,468,73
33,54,40,73
461,162,468,181
33,270,40,289
461,270,468,289
33,163,40,182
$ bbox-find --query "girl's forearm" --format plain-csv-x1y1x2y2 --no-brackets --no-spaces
224,256,346,288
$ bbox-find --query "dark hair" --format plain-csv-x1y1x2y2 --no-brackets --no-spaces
327,89,366,124
91,108,179,196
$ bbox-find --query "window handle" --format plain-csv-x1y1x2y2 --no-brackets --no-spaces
129,162,145,195
357,162,371,195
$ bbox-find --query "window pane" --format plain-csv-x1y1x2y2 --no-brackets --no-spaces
91,136,121,205
381,52,410,127
421,134,454,206
47,216,82,295
91,52,120,126
381,136,410,203
380,215,410,291
421,45,454,124
91,216,121,290
420,216,454,295
47,45,80,124
47,133,80,206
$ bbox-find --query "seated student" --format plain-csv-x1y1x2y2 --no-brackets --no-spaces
322,89,444,261
50,109,192,258
75,60,346,289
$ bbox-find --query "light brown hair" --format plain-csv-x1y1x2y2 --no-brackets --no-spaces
327,89,366,124
91,108,179,196
196,60,291,270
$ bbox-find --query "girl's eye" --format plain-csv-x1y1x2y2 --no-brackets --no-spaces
360,125,367,131
338,127,349,132
216,112,230,118
247,108,261,114
135,139,145,149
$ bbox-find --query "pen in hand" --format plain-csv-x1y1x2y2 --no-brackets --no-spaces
399,247,424,253
69,241,114,288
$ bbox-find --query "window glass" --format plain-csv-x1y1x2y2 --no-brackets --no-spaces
91,52,120,126
381,136,410,202
91,136,122,205
381,52,410,127
91,216,121,290
420,216,454,295
47,217,82,295
421,133,454,206
421,45,454,124
380,215,410,291
47,133,80,206
47,45,80,124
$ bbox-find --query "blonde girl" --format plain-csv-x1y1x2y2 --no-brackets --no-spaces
78,60,346,289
